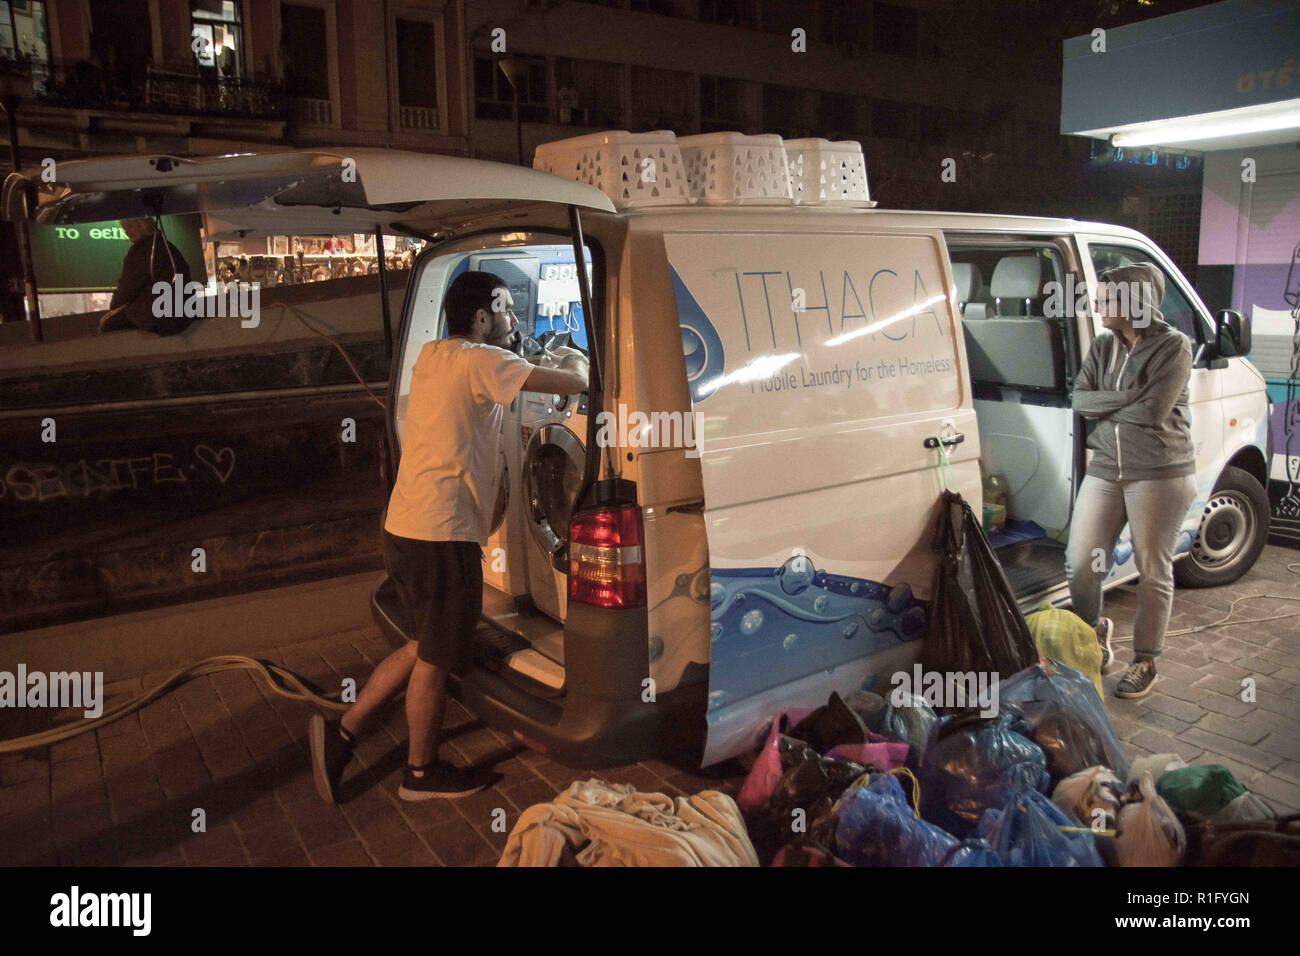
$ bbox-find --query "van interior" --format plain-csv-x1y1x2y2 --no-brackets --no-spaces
946,240,1082,603
391,237,596,681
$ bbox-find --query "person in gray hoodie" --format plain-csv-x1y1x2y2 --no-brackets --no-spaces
1064,262,1197,699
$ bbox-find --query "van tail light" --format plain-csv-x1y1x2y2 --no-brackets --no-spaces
568,505,646,608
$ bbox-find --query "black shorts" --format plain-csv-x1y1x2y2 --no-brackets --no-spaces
382,531,482,672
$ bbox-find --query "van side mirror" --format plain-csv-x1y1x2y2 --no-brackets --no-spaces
1214,308,1250,358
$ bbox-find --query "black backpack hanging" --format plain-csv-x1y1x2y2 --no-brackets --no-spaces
921,489,1038,686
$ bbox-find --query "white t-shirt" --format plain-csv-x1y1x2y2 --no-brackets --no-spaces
384,338,533,545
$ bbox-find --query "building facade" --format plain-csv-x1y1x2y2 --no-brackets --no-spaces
2,0,469,163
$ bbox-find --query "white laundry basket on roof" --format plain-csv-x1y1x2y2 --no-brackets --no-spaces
784,138,874,206
677,132,793,205
532,130,691,209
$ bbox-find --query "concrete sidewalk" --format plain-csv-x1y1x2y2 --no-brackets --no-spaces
1,547,1297,866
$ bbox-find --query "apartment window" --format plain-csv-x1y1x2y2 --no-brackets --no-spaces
700,74,745,132
555,58,622,127
91,0,152,95
761,0,804,35
396,16,438,130
873,2,918,57
474,53,547,122
630,0,690,16
0,0,49,89
762,84,805,138
815,91,863,140
817,0,869,44
699,0,756,28
871,98,913,140
919,106,960,147
631,65,692,131
281,3,329,99
191,1,243,79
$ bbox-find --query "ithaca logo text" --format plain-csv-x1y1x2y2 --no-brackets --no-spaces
50,886,151,936
0,664,103,718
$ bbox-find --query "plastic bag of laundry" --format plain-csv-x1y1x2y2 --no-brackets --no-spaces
1116,771,1187,867
835,773,999,867
919,711,1050,837
998,659,1128,781
865,691,938,769
978,787,1104,867
1052,765,1124,830
921,490,1039,679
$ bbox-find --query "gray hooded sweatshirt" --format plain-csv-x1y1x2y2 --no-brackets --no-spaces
1073,264,1195,482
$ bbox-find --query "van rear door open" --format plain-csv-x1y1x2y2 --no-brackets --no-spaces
662,228,979,764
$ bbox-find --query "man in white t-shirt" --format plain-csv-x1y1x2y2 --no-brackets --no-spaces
310,270,588,803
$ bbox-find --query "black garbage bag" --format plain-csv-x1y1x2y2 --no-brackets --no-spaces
746,736,870,863
790,690,869,752
921,490,1038,683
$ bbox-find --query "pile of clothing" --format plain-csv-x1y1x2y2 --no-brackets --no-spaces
498,778,758,866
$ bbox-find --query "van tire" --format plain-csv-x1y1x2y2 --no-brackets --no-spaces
1175,466,1270,589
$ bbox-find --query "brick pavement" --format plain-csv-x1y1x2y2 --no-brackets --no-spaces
2,545,1298,866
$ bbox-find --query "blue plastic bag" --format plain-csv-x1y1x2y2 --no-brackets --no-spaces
834,773,999,867
978,787,1104,867
998,659,1128,781
919,712,1050,837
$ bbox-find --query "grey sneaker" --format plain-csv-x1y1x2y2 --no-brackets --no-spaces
1096,617,1115,673
1116,658,1158,699
397,760,500,801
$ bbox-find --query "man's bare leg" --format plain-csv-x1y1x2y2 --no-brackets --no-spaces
405,657,449,769
338,640,418,739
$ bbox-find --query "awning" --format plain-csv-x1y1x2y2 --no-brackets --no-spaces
1061,0,1300,151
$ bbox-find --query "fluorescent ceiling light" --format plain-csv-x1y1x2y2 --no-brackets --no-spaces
1107,100,1300,148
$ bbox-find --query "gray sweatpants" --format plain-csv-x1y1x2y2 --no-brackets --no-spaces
1064,473,1197,658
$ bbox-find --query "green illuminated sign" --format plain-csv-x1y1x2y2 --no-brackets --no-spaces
28,215,208,293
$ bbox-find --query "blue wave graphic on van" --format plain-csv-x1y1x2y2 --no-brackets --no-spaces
670,267,725,404
707,556,926,714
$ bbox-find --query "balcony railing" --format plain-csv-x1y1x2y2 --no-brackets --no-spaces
31,62,287,121
290,96,333,126
399,104,439,131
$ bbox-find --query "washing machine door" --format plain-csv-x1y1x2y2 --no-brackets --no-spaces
487,448,509,536
523,424,585,571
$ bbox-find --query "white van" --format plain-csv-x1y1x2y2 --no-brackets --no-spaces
7,134,1270,768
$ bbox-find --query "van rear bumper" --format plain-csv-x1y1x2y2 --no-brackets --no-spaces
370,576,707,767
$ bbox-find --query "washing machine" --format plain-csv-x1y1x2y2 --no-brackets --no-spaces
520,386,589,622
470,254,541,599
481,392,531,597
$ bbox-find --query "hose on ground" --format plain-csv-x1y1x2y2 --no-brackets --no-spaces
0,655,346,755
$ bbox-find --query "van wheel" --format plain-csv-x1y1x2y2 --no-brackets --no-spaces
1175,466,1269,589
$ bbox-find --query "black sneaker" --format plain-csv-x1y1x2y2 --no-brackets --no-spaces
1116,658,1158,699
397,760,498,801
1096,617,1115,673
309,714,355,804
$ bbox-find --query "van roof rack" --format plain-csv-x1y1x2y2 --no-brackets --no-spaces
533,130,875,211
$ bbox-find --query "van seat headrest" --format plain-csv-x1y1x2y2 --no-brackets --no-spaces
951,262,982,303
990,255,1046,301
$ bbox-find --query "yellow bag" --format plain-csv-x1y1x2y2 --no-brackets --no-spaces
1024,602,1104,697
